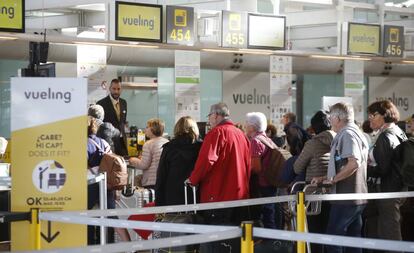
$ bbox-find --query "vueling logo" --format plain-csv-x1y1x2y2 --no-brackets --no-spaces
24,88,72,103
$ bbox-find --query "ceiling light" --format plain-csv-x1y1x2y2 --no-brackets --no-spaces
74,41,159,49
202,48,273,55
77,31,105,39
239,49,273,55
27,11,65,17
202,48,240,54
74,4,106,11
0,36,18,40
290,0,333,5
310,55,371,61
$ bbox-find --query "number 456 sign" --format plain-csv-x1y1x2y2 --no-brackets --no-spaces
383,25,404,57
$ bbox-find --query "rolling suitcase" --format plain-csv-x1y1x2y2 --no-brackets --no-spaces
158,184,201,253
116,187,155,241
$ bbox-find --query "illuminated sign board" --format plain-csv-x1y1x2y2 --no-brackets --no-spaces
347,23,381,55
166,6,195,46
221,11,247,48
0,0,24,33
247,13,286,50
115,1,162,42
383,25,404,57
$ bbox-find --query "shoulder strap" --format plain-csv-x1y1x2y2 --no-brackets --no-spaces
89,137,105,153
256,135,277,149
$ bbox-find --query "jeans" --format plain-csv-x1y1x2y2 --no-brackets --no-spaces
326,204,366,253
260,186,277,229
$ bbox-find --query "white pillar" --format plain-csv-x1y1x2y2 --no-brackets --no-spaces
271,0,281,14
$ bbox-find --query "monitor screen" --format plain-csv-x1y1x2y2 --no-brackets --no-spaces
37,63,56,77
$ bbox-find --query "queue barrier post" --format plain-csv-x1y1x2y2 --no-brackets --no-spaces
241,221,254,253
99,172,108,245
296,191,306,253
30,208,41,250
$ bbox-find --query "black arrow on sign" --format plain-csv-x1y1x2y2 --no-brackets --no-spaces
41,221,60,243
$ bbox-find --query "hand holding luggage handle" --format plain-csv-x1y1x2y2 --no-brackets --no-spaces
184,182,197,214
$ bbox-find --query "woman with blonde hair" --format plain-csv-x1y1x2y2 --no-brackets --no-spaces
129,118,169,189
155,116,202,206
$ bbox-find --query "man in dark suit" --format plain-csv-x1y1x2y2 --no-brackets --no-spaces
97,79,128,156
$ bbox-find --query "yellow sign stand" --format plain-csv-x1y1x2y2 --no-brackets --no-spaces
11,78,87,251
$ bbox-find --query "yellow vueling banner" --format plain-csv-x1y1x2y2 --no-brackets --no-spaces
11,78,87,251
0,0,24,32
115,1,162,42
348,23,381,55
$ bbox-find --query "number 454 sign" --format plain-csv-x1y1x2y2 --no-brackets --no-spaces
166,6,194,46
383,25,404,57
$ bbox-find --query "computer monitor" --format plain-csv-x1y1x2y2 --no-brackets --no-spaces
37,63,56,77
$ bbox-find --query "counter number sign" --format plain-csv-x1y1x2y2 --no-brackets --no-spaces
222,11,247,48
167,6,194,45
383,25,404,57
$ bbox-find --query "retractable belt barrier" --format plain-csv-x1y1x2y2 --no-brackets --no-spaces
16,191,414,253
11,229,242,253
44,191,414,217
52,195,296,217
39,213,237,234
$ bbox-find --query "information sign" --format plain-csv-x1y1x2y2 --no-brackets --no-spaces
383,25,404,57
115,1,162,42
347,23,381,55
248,13,285,50
222,11,247,48
166,6,194,46
0,0,24,32
11,78,87,250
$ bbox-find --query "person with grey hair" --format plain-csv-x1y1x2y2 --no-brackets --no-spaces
88,104,105,122
88,104,121,155
312,103,368,253
187,102,250,253
245,112,279,229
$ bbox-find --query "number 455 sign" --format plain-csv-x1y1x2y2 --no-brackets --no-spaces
222,11,247,48
383,25,404,57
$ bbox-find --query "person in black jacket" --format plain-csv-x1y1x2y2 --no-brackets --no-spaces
97,79,128,156
155,116,202,206
367,100,407,252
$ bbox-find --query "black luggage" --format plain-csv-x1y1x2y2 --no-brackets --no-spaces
158,184,201,253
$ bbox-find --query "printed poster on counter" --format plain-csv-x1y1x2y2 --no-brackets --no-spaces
175,50,200,122
270,56,293,133
344,59,365,124
11,78,87,250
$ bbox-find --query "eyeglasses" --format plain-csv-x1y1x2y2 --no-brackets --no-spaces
368,112,380,119
207,112,216,118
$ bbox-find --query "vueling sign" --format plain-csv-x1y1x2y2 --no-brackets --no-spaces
347,23,380,55
0,0,24,32
116,1,162,42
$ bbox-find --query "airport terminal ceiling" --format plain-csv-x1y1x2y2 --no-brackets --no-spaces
0,0,413,74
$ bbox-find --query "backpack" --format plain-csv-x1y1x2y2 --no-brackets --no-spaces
89,138,128,190
257,135,292,187
394,137,414,188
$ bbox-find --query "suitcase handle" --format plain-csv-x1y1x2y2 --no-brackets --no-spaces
184,183,197,214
